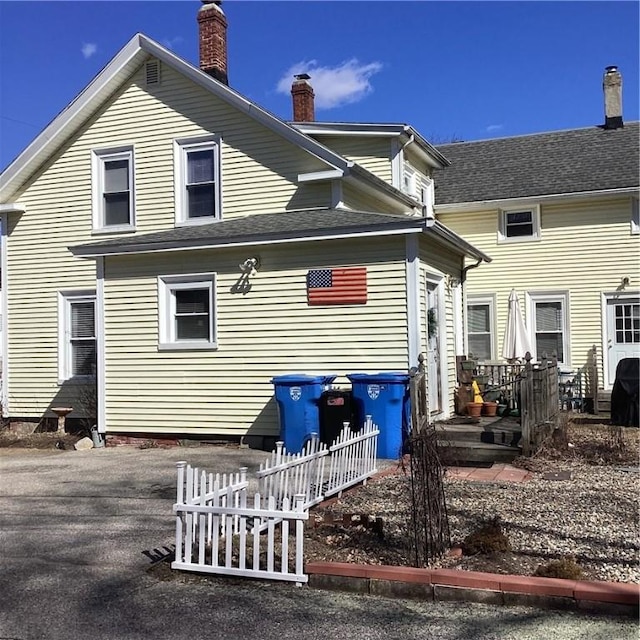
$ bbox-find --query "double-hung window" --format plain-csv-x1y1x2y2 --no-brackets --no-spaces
59,292,97,381
498,206,540,243
466,295,495,361
174,136,221,225
528,292,569,364
92,147,135,231
158,274,217,350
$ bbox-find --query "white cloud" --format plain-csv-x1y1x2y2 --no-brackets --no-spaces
162,36,183,50
81,43,97,59
485,124,504,133
276,59,383,110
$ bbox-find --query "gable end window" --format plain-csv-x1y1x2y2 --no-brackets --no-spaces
92,147,135,232
59,291,97,381
498,206,540,243
158,274,217,350
174,137,221,225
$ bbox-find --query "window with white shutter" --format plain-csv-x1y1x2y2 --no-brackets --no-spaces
466,295,495,361
528,292,570,364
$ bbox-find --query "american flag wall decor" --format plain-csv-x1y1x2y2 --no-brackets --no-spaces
307,267,368,305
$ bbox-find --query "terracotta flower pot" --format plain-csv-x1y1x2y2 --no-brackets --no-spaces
483,401,498,417
467,402,483,417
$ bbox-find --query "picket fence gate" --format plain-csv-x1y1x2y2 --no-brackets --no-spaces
172,419,379,585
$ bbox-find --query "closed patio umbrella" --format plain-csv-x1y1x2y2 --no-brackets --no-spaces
502,289,532,362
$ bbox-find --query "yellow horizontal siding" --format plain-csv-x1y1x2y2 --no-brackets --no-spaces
102,237,408,435
314,135,393,184
3,58,342,418
439,196,640,372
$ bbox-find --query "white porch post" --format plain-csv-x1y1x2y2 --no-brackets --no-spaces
406,235,421,369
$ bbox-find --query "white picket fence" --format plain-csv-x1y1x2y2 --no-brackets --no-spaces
172,419,379,584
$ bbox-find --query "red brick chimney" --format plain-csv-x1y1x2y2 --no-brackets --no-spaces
198,1,228,85
291,74,315,122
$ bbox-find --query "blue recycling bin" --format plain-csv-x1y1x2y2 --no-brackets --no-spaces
271,374,337,452
347,372,410,459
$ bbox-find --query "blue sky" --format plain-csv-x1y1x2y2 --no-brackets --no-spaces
1,1,638,171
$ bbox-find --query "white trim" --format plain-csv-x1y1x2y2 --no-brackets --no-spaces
173,135,222,226
297,169,344,183
0,203,25,214
526,290,570,366
96,258,106,433
434,187,640,214
405,236,420,368
498,205,541,243
453,282,464,356
0,214,8,417
390,138,402,190
57,289,97,383
631,196,639,235
425,274,448,420
158,273,217,351
91,145,136,232
466,294,497,362
72,225,425,258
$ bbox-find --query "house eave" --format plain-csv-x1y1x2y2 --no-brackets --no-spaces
70,224,426,259
426,219,492,263
434,187,640,214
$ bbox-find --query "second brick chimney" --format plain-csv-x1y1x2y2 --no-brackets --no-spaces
603,65,623,129
291,74,315,122
198,0,228,85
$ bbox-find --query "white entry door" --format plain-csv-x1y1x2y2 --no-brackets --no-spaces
426,281,442,414
606,296,640,386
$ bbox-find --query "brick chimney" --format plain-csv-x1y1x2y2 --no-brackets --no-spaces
198,1,228,85
603,65,623,129
291,74,315,122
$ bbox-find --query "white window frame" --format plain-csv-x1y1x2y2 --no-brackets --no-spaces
466,294,496,362
174,135,222,226
58,290,97,383
498,205,541,243
158,273,217,351
527,291,570,366
631,196,639,235
91,146,136,233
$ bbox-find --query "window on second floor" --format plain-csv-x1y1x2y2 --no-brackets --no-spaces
92,147,135,232
466,295,495,361
498,206,540,243
174,136,221,225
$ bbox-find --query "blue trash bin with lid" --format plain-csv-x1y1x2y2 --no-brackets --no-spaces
347,372,410,459
271,374,336,453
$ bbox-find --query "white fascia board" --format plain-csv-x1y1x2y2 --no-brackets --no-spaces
345,167,420,212
72,226,424,259
434,187,640,214
297,169,344,183
1,33,351,201
0,203,26,213
401,127,451,169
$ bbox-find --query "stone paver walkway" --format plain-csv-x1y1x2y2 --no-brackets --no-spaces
446,463,533,482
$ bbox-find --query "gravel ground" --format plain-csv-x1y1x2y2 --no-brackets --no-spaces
306,425,640,583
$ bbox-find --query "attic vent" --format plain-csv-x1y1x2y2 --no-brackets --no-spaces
145,60,161,86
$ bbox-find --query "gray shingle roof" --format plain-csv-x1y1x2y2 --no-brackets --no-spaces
70,208,426,256
434,122,639,205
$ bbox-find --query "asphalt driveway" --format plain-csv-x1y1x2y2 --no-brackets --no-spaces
0,446,636,640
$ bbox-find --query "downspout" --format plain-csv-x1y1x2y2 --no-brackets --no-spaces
460,258,483,357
